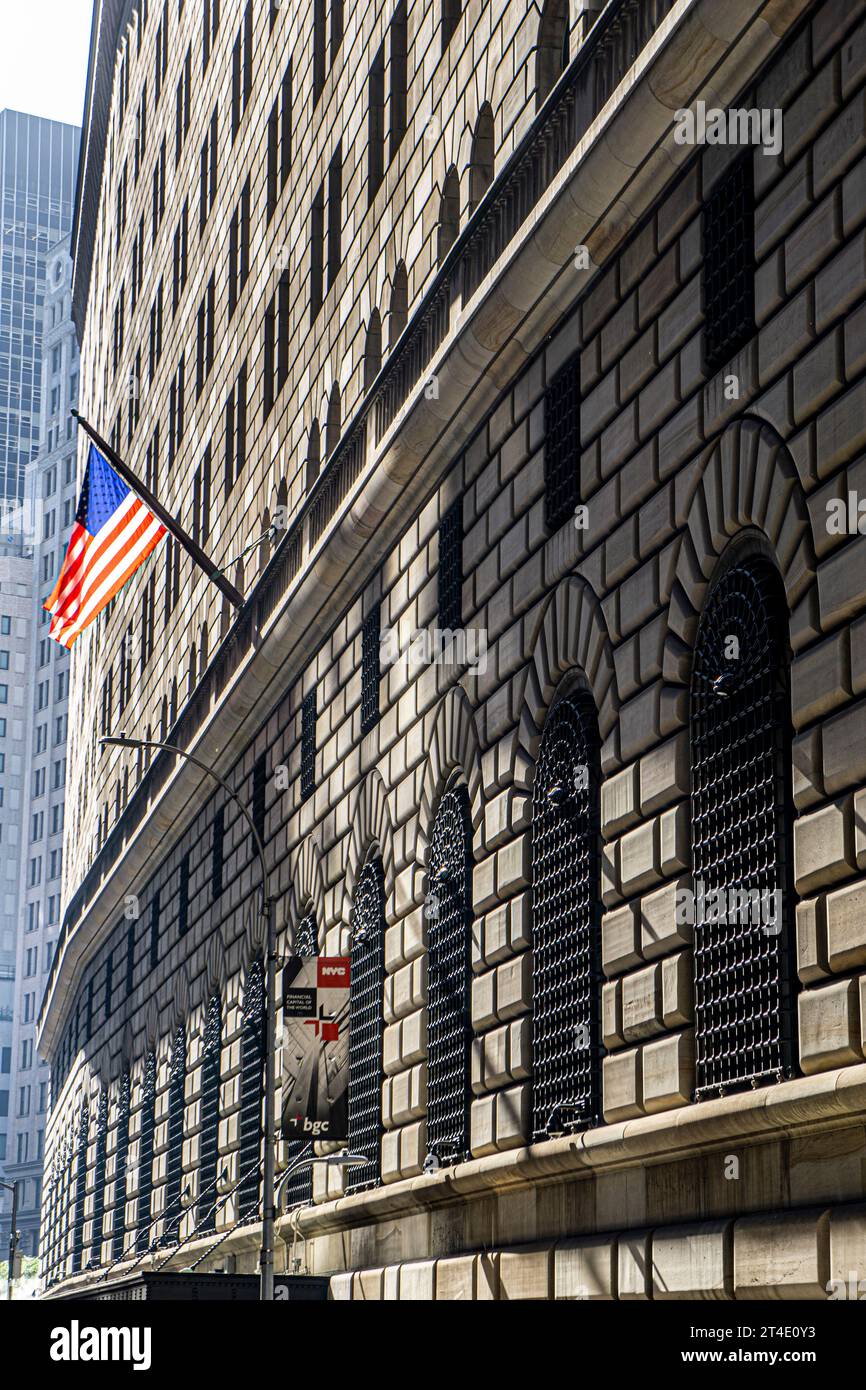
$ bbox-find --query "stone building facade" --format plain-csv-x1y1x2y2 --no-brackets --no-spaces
39,0,866,1299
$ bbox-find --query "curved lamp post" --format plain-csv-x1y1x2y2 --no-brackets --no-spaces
101,735,279,1300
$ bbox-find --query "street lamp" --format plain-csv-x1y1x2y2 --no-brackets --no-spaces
274,1147,368,1213
1,1179,20,1300
101,734,280,1300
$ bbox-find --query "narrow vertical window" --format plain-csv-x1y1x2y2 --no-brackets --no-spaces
313,0,326,103
212,805,225,898
426,786,472,1163
178,853,190,935
88,1090,109,1268
71,1102,89,1272
136,1052,157,1250
531,690,601,1137
361,601,381,735
368,44,384,204
441,0,461,52
301,691,316,802
544,355,580,533
110,1073,131,1261
252,754,266,842
438,496,463,632
198,994,222,1231
149,890,160,969
310,180,324,323
238,960,265,1219
346,858,384,1193
702,153,756,375
327,145,342,289
162,1026,186,1243
390,2,407,159
690,557,795,1096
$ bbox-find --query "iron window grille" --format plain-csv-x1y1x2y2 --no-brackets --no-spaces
426,785,473,1163
71,1102,89,1272
702,152,756,375
531,690,602,1138
197,994,222,1232
438,496,463,633
238,959,265,1220
253,753,266,841
88,1089,108,1268
178,853,190,935
346,858,385,1194
111,1072,131,1262
361,602,381,735
543,356,580,534
282,912,318,1211
136,1052,157,1251
163,1026,186,1242
212,805,225,898
149,891,160,970
690,557,797,1098
301,691,317,801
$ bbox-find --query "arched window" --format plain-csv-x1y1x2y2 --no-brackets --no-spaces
364,309,382,391
326,382,341,457
70,1101,88,1273
531,689,601,1136
469,104,494,214
437,167,460,265
282,910,318,1211
136,1052,156,1251
238,959,265,1220
690,555,796,1097
389,262,408,349
426,786,472,1162
88,1088,108,1268
306,419,320,490
537,0,570,109
346,858,385,1193
110,1072,131,1261
162,1026,186,1244
198,994,222,1232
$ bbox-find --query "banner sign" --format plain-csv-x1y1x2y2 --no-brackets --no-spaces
281,956,350,1142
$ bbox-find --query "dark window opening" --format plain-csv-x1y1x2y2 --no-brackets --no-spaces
703,153,756,375
426,785,473,1163
438,496,463,632
346,858,385,1193
543,355,580,532
361,601,381,735
301,691,316,802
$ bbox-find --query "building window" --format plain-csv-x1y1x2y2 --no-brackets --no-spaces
544,355,580,533
136,1053,157,1251
228,178,250,314
536,0,569,108
313,0,326,103
163,1027,186,1243
111,1072,131,1261
531,689,601,1137
327,144,342,289
151,137,166,243
199,106,218,232
202,0,219,71
438,496,463,632
178,853,190,935
231,1,253,139
252,754,266,843
703,153,756,375
89,1089,109,1269
149,890,161,970
172,199,189,313
690,555,796,1096
71,1102,89,1272
175,44,191,164
441,0,461,52
238,960,265,1219
361,602,380,735
368,43,384,204
469,104,494,213
212,806,225,898
346,857,384,1193
281,914,317,1209
198,994,222,1231
310,179,325,323
301,691,316,802
390,2,407,158
426,785,472,1163
223,360,247,492
195,273,215,397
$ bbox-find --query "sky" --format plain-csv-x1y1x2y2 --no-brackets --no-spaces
0,0,93,128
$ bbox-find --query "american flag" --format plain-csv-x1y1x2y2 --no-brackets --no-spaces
44,443,167,648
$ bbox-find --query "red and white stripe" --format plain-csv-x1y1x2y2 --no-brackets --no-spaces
45,494,166,648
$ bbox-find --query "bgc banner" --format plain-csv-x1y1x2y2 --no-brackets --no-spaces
281,956,350,1142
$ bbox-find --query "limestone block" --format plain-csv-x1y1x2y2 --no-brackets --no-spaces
381,1128,401,1184
661,950,693,1028
554,1235,616,1300
471,969,497,1032
383,1020,402,1077
639,733,689,817
826,879,866,971
733,1209,830,1299
791,631,851,729
641,877,693,958
499,1245,554,1300
496,1083,529,1150
651,1220,733,1300
659,801,690,877
435,1255,477,1301
799,979,863,1073
855,788,866,870
822,701,866,796
399,1120,427,1178
828,1204,866,1293
496,950,532,1020
619,818,659,896
621,963,662,1041
353,1267,385,1300
470,1094,497,1158
509,1016,532,1082
400,1006,427,1066
602,1046,643,1121
399,1260,436,1301
618,1229,651,1299
602,902,643,976
794,799,855,894
602,980,624,1050
483,1023,510,1090
329,1273,353,1301
797,897,830,983
497,834,532,898
602,762,640,837
642,1031,694,1114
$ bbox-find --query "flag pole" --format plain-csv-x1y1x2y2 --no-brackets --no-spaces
71,410,245,610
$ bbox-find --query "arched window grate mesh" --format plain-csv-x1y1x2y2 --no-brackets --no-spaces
111,1072,131,1262
346,859,384,1193
88,1089,108,1268
198,995,222,1232
690,558,796,1097
531,690,602,1137
71,1102,89,1273
426,786,472,1161
282,911,318,1210
238,960,265,1221
136,1052,157,1251
163,1026,186,1243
